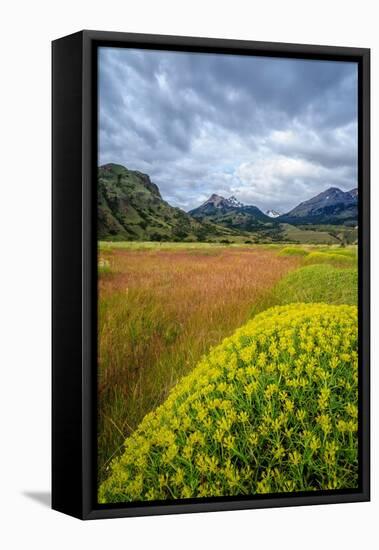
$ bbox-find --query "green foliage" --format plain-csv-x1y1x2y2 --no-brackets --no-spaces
98,257,112,276
259,243,283,250
272,265,358,306
99,303,358,502
304,252,356,267
278,247,309,257
316,247,357,258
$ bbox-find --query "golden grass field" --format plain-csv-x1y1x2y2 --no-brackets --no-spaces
97,244,301,480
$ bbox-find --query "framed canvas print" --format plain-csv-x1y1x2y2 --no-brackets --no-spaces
52,30,370,520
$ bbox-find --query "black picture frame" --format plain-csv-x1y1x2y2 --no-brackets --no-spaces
52,30,370,520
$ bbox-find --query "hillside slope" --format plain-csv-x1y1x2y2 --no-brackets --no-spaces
98,164,238,241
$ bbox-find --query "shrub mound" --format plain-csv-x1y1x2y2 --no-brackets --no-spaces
99,303,358,503
317,247,357,257
271,265,358,306
278,246,309,257
304,251,356,267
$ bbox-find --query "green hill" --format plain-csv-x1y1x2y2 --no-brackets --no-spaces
98,164,238,242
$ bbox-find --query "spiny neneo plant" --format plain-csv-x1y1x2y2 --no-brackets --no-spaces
99,303,358,503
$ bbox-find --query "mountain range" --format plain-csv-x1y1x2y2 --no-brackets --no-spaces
98,163,358,241
280,187,358,225
188,194,273,232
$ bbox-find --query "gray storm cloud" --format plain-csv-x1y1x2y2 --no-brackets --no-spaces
98,47,358,213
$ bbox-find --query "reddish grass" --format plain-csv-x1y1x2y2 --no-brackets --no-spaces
98,246,300,481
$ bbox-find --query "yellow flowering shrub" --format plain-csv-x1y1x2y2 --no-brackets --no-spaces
99,303,358,503
278,247,309,257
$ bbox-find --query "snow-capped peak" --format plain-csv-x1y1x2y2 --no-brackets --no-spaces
197,193,245,210
227,195,244,208
266,209,281,218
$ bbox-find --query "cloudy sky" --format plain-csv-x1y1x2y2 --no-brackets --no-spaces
98,47,358,213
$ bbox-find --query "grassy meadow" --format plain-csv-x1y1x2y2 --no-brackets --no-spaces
98,241,358,489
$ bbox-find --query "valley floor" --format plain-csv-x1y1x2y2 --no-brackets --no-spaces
97,242,357,484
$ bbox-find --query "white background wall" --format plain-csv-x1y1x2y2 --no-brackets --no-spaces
0,1,376,548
